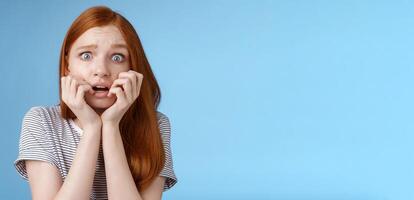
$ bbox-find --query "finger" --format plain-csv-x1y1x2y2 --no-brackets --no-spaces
119,71,137,98
69,77,78,101
65,75,70,95
108,87,127,103
128,70,143,98
61,77,67,101
77,79,89,85
76,84,92,102
109,78,126,96
65,76,72,101
110,78,127,90
77,79,94,95
111,78,132,101
121,70,143,98
136,73,143,97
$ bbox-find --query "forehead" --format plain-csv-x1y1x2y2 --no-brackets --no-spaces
72,25,127,48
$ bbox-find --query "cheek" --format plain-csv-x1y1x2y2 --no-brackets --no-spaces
67,54,86,74
68,62,88,77
118,59,130,70
67,68,85,78
110,65,130,77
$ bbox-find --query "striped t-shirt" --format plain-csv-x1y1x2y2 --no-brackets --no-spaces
14,105,177,199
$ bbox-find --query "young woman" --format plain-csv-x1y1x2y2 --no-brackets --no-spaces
14,6,177,200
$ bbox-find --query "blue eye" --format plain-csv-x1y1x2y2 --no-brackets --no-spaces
112,54,124,63
80,52,92,61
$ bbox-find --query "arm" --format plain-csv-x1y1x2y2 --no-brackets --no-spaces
140,176,166,199
102,123,165,200
101,70,165,199
26,126,101,200
101,123,142,200
26,160,62,200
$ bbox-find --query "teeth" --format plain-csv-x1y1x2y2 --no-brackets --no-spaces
96,86,106,88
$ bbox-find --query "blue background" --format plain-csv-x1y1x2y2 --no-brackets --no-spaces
1,1,413,199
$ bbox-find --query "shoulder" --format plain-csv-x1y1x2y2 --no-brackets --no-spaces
156,111,170,124
23,106,48,123
22,105,64,131
24,105,60,121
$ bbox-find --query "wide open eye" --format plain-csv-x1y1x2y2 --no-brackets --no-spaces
111,54,125,63
80,52,92,61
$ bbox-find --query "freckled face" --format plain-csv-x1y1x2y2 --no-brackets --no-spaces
66,25,130,110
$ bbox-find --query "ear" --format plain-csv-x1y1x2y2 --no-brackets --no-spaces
64,54,70,76
64,66,70,76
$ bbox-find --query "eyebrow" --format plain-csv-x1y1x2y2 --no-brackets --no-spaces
111,44,128,49
76,44,97,51
75,44,128,51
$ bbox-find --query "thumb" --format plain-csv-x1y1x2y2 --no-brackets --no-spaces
76,84,93,101
77,80,94,95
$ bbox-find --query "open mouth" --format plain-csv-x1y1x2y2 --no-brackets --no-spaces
91,85,110,98
92,86,109,92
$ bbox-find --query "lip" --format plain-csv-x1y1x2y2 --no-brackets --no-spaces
93,90,110,98
91,82,111,88
90,81,112,98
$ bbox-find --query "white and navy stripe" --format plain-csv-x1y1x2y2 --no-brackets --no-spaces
14,105,177,200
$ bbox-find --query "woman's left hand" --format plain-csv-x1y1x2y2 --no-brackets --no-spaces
101,70,143,126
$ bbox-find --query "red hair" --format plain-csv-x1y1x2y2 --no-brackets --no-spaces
58,6,165,191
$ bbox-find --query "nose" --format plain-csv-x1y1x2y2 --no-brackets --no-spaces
92,58,110,78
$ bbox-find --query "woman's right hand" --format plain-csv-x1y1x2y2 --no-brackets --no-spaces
61,75,102,130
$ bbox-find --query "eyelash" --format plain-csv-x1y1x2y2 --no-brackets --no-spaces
78,52,126,63
79,51,92,61
111,53,125,63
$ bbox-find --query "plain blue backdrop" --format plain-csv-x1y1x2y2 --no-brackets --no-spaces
1,1,413,199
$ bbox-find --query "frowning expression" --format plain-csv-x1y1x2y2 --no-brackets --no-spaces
66,25,130,110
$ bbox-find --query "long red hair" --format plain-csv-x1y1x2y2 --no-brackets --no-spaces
58,6,165,191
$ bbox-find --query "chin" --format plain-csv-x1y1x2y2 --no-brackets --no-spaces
86,96,116,110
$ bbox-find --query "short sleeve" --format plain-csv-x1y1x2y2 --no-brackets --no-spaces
157,112,178,191
14,107,60,181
